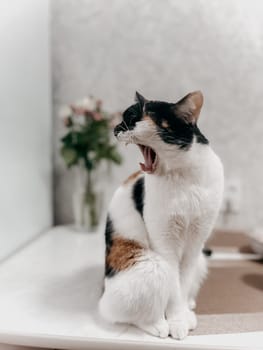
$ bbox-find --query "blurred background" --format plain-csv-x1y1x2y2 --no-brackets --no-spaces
1,0,263,260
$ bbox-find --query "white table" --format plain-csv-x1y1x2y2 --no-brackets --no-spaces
0,226,262,350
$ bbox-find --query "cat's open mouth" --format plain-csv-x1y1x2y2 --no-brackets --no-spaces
138,145,158,174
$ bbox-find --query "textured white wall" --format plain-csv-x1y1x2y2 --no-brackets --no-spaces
0,0,52,260
52,0,263,230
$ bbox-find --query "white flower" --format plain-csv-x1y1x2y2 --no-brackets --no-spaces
88,151,96,160
76,114,86,126
59,105,71,119
75,96,96,111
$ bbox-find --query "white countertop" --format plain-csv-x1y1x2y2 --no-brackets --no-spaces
0,226,262,350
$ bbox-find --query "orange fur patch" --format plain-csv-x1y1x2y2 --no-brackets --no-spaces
123,170,142,185
106,236,144,272
161,120,169,128
143,114,155,124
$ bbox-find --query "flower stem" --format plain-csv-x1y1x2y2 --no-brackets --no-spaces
85,171,98,228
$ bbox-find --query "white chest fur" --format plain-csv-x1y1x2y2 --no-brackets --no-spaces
143,146,224,244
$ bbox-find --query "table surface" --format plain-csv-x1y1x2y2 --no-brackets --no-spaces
0,226,262,350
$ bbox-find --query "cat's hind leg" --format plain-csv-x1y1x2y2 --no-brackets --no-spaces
99,250,170,338
99,173,170,337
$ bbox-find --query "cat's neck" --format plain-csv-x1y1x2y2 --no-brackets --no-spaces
154,141,212,178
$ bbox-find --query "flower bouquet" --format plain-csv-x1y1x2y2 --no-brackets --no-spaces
59,96,122,230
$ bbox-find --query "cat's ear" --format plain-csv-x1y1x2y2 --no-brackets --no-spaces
135,91,148,109
173,91,204,124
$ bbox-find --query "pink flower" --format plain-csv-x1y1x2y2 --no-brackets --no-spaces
92,112,102,121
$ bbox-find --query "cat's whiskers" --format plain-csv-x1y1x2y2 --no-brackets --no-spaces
118,124,127,132
130,133,135,144
123,120,130,132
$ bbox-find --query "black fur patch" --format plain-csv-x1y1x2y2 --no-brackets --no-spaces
132,177,145,217
114,103,142,135
104,215,116,277
105,264,115,278
145,101,208,149
193,125,209,145
114,98,209,148
202,248,213,257
105,215,113,253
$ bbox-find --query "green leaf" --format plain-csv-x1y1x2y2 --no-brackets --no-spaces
60,146,78,167
60,118,122,170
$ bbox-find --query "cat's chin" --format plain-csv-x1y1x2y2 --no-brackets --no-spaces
138,144,158,174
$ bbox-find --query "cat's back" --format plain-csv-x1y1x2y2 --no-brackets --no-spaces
109,170,144,213
108,170,148,246
202,146,224,201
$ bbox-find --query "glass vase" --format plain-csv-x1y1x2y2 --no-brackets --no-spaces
83,170,99,230
72,164,101,232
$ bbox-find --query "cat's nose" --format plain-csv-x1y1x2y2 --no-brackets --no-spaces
114,127,119,137
114,125,122,137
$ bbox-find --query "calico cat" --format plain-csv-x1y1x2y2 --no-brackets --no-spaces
99,91,224,339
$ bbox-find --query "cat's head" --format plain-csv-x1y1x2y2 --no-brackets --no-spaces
114,91,208,174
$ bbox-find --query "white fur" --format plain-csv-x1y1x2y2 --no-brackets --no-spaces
99,102,224,339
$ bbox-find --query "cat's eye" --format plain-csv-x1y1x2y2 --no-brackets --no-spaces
146,111,155,117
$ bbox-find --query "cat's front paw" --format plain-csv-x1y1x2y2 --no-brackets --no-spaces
168,317,189,340
167,309,197,339
137,318,169,338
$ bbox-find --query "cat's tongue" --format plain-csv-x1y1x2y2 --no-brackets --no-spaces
139,145,156,174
